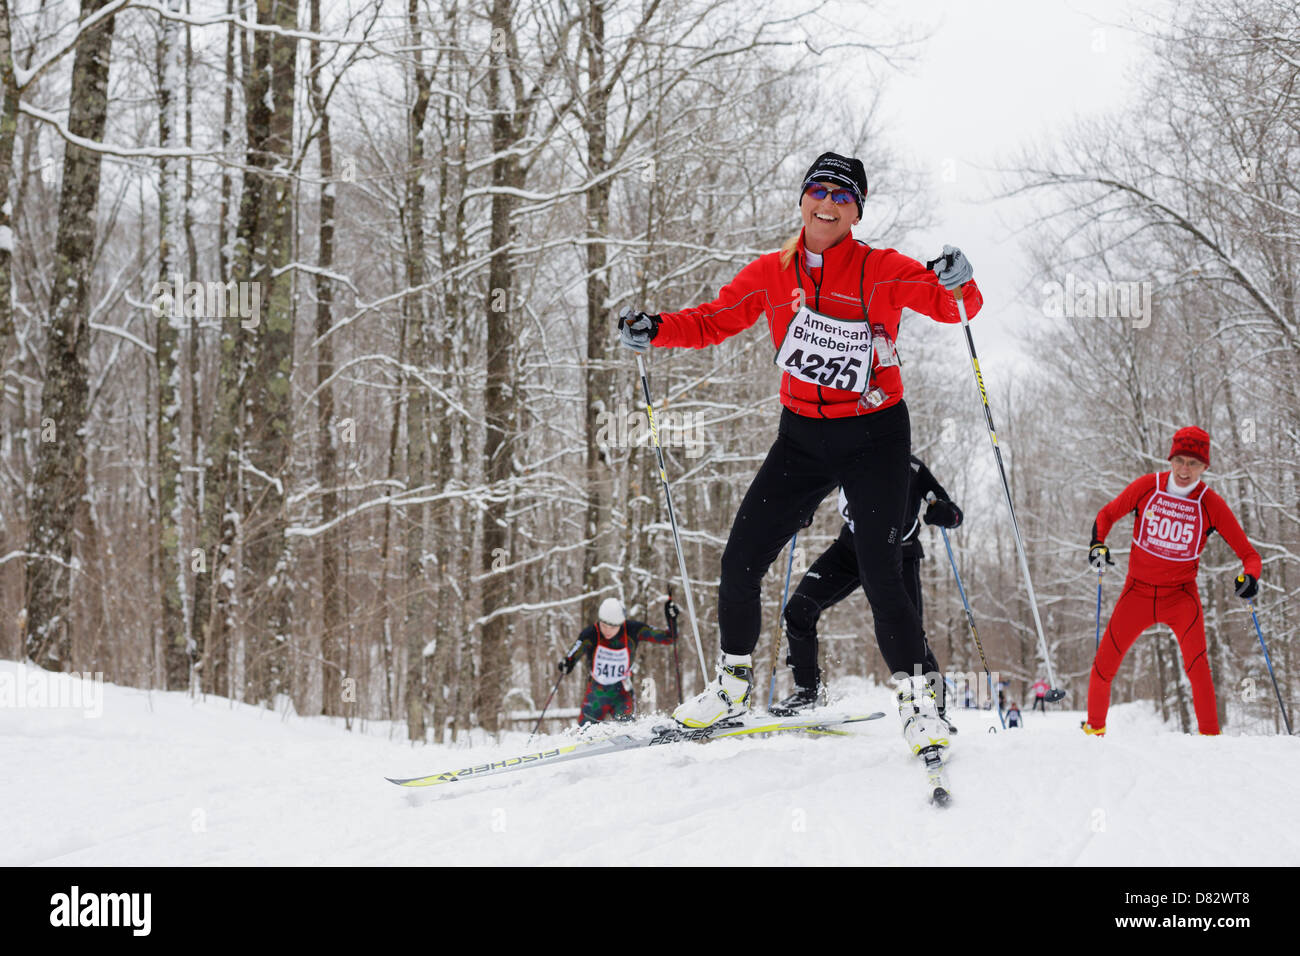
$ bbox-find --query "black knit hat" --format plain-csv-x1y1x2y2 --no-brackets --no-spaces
801,152,868,215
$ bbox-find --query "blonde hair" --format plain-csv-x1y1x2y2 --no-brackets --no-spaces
779,233,800,270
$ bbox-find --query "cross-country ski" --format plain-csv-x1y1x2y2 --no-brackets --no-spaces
386,710,887,787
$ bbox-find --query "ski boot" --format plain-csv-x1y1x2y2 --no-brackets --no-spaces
1081,721,1106,736
770,684,825,717
897,675,952,757
937,702,957,734
673,654,753,728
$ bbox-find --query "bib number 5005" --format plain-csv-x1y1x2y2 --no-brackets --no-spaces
1145,515,1195,546
782,350,863,391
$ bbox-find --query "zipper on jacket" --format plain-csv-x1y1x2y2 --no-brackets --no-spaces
797,249,829,416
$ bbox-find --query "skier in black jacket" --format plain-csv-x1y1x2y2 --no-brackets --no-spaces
775,455,962,717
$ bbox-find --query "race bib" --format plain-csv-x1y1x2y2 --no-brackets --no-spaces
591,644,631,685
1134,488,1205,562
775,306,873,392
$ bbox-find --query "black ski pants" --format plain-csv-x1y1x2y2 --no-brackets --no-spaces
781,527,939,689
718,402,932,685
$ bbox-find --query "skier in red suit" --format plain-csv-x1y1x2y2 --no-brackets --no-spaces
1084,426,1261,736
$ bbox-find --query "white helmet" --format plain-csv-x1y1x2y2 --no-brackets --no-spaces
597,597,625,626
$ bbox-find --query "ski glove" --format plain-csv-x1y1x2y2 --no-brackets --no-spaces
924,500,963,529
617,307,660,353
1235,573,1259,601
926,245,973,290
1088,541,1114,571
664,599,680,627
558,657,576,674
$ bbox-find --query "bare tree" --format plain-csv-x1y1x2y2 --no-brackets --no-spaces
24,0,119,670
198,0,299,702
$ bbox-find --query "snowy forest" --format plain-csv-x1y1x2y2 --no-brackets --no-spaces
0,0,1294,741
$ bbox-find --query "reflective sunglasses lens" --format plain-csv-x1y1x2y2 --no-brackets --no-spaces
804,182,856,205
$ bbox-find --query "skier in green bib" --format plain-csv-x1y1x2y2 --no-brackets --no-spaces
561,597,679,725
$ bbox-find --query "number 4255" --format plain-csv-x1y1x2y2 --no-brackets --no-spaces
784,350,862,390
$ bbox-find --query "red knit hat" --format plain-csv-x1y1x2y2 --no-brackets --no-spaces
1168,426,1210,467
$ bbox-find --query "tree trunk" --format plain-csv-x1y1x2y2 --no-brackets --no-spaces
375,330,405,723
429,18,468,741
242,0,298,706
182,0,201,685
23,0,117,670
0,0,17,382
1153,631,1170,723
1171,641,1192,734
193,0,237,692
309,0,343,717
479,0,519,733
402,0,434,741
156,1,188,690
200,0,297,702
581,0,612,628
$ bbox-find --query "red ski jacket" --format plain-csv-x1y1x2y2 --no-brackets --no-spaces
1093,471,1261,587
652,229,983,418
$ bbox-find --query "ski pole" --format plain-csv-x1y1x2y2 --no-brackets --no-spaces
528,668,566,746
666,587,683,705
937,520,1005,729
1095,567,1104,649
768,532,798,709
931,262,1064,702
636,353,708,686
1240,577,1293,735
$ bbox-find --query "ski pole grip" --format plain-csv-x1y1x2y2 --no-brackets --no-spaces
1236,574,1259,609
925,252,952,273
925,251,963,299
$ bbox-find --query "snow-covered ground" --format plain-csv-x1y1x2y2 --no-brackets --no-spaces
4,660,1297,866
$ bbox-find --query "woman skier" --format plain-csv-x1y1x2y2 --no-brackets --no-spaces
616,150,981,759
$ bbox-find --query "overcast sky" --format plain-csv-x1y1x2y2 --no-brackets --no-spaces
849,0,1169,369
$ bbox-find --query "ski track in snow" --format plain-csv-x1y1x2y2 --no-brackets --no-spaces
3,660,1297,866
